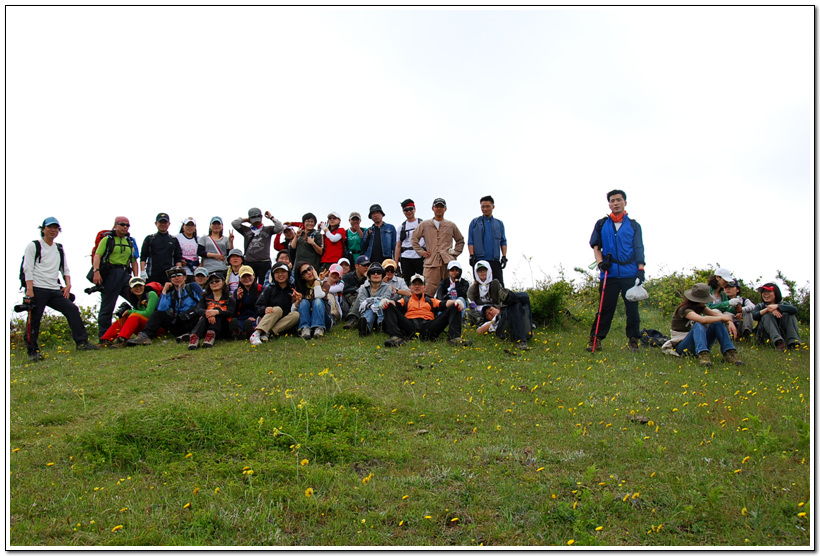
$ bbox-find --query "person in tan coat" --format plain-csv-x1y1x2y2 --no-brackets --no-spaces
410,198,465,296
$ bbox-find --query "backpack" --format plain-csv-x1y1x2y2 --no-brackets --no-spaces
93,230,139,265
144,281,163,296
399,218,423,244
19,240,65,290
640,328,669,347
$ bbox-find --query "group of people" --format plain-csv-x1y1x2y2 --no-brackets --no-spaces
19,190,802,364
21,196,533,360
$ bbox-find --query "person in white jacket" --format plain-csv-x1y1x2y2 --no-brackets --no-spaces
723,280,755,339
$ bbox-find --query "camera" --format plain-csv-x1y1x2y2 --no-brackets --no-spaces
114,302,132,319
14,296,33,313
84,284,105,295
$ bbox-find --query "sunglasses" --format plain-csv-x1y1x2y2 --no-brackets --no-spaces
403,207,415,212
209,277,224,283
117,222,130,227
300,267,314,275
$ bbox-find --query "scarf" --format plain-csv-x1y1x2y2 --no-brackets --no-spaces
609,211,627,223
474,260,493,302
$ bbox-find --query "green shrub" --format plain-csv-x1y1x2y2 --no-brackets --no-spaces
776,270,811,324
9,303,98,349
526,278,573,328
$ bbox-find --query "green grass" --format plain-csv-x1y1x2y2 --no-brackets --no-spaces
9,309,811,546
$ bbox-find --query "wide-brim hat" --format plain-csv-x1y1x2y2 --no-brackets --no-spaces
684,283,713,304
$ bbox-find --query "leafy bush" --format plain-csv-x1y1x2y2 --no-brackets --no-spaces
526,277,574,327
776,270,811,324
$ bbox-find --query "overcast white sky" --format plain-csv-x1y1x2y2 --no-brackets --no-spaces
6,6,814,316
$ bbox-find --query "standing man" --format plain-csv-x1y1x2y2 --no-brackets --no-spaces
22,217,98,360
361,204,396,265
588,189,646,352
92,216,140,339
411,198,465,297
467,195,508,285
232,207,284,281
140,212,183,284
394,198,424,279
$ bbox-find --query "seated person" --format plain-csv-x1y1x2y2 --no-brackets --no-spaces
706,268,734,311
381,258,410,298
435,260,469,308
234,266,263,339
752,282,801,350
100,276,160,344
469,260,533,349
722,279,755,339
226,249,244,294
127,267,203,346
293,261,332,340
466,260,509,325
668,283,743,366
262,250,294,288
350,263,394,337
193,266,209,290
249,262,302,345
189,272,237,349
322,263,346,324
381,274,471,348
341,255,370,327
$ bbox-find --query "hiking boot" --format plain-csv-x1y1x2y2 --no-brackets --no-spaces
127,332,152,346
448,337,472,347
313,327,324,338
28,351,42,362
202,331,216,348
628,337,640,352
76,341,99,351
300,327,312,340
723,349,744,366
698,351,713,367
788,341,800,350
585,337,602,352
498,286,511,305
384,336,405,348
516,340,529,350
116,336,127,344
188,334,200,350
97,339,114,347
249,330,263,346
774,339,786,351
176,333,191,344
358,317,371,337
343,317,358,330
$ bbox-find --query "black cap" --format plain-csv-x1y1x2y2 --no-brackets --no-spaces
367,263,385,276
156,212,170,222
433,198,447,207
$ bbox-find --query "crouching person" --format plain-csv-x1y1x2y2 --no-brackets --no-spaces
249,262,302,345
188,272,237,349
668,283,743,366
753,282,802,350
127,267,202,346
382,274,471,347
350,263,394,337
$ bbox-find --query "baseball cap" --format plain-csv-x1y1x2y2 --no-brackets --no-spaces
271,261,290,274
409,274,425,285
238,265,255,278
248,208,263,221
338,257,350,267
714,268,734,282
228,248,244,259
328,212,341,220
155,213,170,222
433,198,447,207
381,259,398,271
367,263,385,276
129,276,146,288
194,267,209,277
210,216,223,225
42,217,60,227
329,263,343,276
355,255,371,266
182,217,196,226
349,212,362,221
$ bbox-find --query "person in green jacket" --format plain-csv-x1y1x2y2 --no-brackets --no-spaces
99,277,159,344
752,282,802,350
706,268,734,312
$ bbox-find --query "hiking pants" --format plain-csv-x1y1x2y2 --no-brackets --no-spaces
26,287,90,354
590,276,641,340
756,313,801,346
383,305,462,341
98,267,130,339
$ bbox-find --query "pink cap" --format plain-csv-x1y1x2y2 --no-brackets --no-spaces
329,263,343,276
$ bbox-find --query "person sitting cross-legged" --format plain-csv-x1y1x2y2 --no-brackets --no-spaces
188,272,237,349
752,282,802,351
350,263,394,337
381,274,471,348
249,262,302,345
127,266,203,346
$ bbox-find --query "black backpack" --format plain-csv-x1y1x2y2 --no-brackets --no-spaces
640,329,669,347
20,240,65,290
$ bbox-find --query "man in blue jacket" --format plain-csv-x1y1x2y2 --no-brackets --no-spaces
361,204,397,265
588,189,645,352
467,195,508,285
126,266,203,346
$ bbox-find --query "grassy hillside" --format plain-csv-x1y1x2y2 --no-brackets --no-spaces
9,309,811,546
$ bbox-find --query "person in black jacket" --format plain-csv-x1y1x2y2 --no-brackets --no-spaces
249,262,302,345
234,266,263,339
140,212,183,284
188,272,237,349
435,260,469,307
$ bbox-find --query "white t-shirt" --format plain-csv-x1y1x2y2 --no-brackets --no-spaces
400,219,422,259
23,239,70,290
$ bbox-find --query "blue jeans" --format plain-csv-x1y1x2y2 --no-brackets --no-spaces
298,298,331,330
675,322,735,356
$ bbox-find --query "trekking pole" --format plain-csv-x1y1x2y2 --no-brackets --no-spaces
592,261,610,354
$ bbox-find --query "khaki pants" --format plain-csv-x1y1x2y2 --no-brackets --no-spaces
423,263,446,296
256,307,300,336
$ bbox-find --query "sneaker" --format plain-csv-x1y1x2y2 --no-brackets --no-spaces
774,340,786,351
448,337,472,347
722,349,744,366
260,332,269,342
498,286,511,305
28,351,41,362
249,331,263,346
203,331,216,348
516,340,529,350
358,317,371,337
76,341,99,351
343,317,358,330
188,334,200,350
698,351,713,367
300,327,312,340
585,337,602,353
313,328,324,338
97,339,114,347
628,337,640,352
127,332,152,346
115,336,127,344
384,336,405,348
176,333,191,344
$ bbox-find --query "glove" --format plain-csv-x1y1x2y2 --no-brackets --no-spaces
378,298,391,310
139,270,148,279
500,256,507,269
454,299,466,312
728,297,742,307
447,248,457,256
636,268,645,283
598,260,612,272
469,255,477,268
